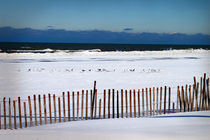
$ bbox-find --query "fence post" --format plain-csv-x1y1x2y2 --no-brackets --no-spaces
159,87,162,114
91,81,97,118
24,102,27,128
67,91,71,121
72,92,75,121
182,86,185,112
142,88,145,117
138,89,140,117
85,90,88,120
153,87,155,115
13,100,17,129
125,90,128,118
202,73,206,110
121,89,124,118
99,99,101,119
156,87,159,114
53,94,57,123
58,97,61,123
129,89,132,118
168,87,171,114
117,90,119,118
133,89,137,118
81,90,84,120
43,94,47,124
48,94,52,124
38,95,42,125
28,96,33,127
149,88,152,116
164,86,167,114
33,95,37,126
104,89,106,119
108,89,111,118
3,97,6,130
199,78,202,111
146,88,149,116
90,90,93,120
189,85,192,111
9,98,12,129
112,89,115,118
63,92,66,122
94,90,98,119
173,102,175,113
18,97,22,128
196,83,199,111
177,86,180,113
77,91,79,120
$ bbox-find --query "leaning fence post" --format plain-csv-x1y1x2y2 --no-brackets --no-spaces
91,81,97,118
63,92,66,122
13,100,17,129
129,89,132,117
53,94,57,123
138,89,140,117
3,97,6,130
28,96,33,127
48,94,52,124
9,98,12,129
164,86,167,114
125,90,128,118
133,89,136,118
121,89,124,118
117,90,119,118
142,88,145,117
81,90,84,120
168,87,171,114
104,89,106,119
67,91,71,121
85,90,88,120
18,97,22,128
33,95,37,126
38,95,42,125
108,89,111,119
24,102,27,128
58,97,61,123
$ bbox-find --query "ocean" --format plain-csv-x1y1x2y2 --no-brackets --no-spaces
0,42,209,53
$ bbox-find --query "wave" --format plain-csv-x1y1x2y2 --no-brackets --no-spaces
0,48,209,57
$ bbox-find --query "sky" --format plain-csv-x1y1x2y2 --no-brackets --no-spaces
0,0,210,34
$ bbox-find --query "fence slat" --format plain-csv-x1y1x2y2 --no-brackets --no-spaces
160,87,162,114
185,85,189,112
153,87,155,115
133,89,136,118
173,102,175,113
146,88,149,116
77,91,80,120
156,87,159,114
99,99,101,119
207,78,209,110
164,86,167,114
94,90,97,119
13,100,17,129
138,89,140,117
33,95,37,126
43,94,47,124
0,102,1,130
28,96,33,127
104,89,106,119
168,87,171,114
177,86,180,113
67,91,71,121
112,89,115,118
189,85,192,112
129,89,132,117
81,90,84,120
149,88,152,116
191,84,195,111
53,94,57,123
18,97,22,128
196,83,199,111
142,88,145,117
9,98,12,129
24,102,27,128
63,92,66,122
72,92,75,121
117,90,119,118
108,89,111,118
3,97,6,130
90,90,93,120
58,97,61,123
121,89,124,118
48,94,52,124
125,90,128,118
38,95,42,125
86,90,88,120
202,74,206,110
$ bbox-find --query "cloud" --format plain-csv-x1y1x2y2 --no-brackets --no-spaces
123,28,133,31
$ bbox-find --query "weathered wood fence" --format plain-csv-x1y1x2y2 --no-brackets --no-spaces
0,74,209,130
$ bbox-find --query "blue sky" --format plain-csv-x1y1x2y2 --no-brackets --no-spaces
0,0,210,34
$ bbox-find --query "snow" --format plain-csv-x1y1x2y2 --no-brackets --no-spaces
0,111,210,140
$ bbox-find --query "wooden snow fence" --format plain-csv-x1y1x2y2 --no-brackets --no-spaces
0,74,209,130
